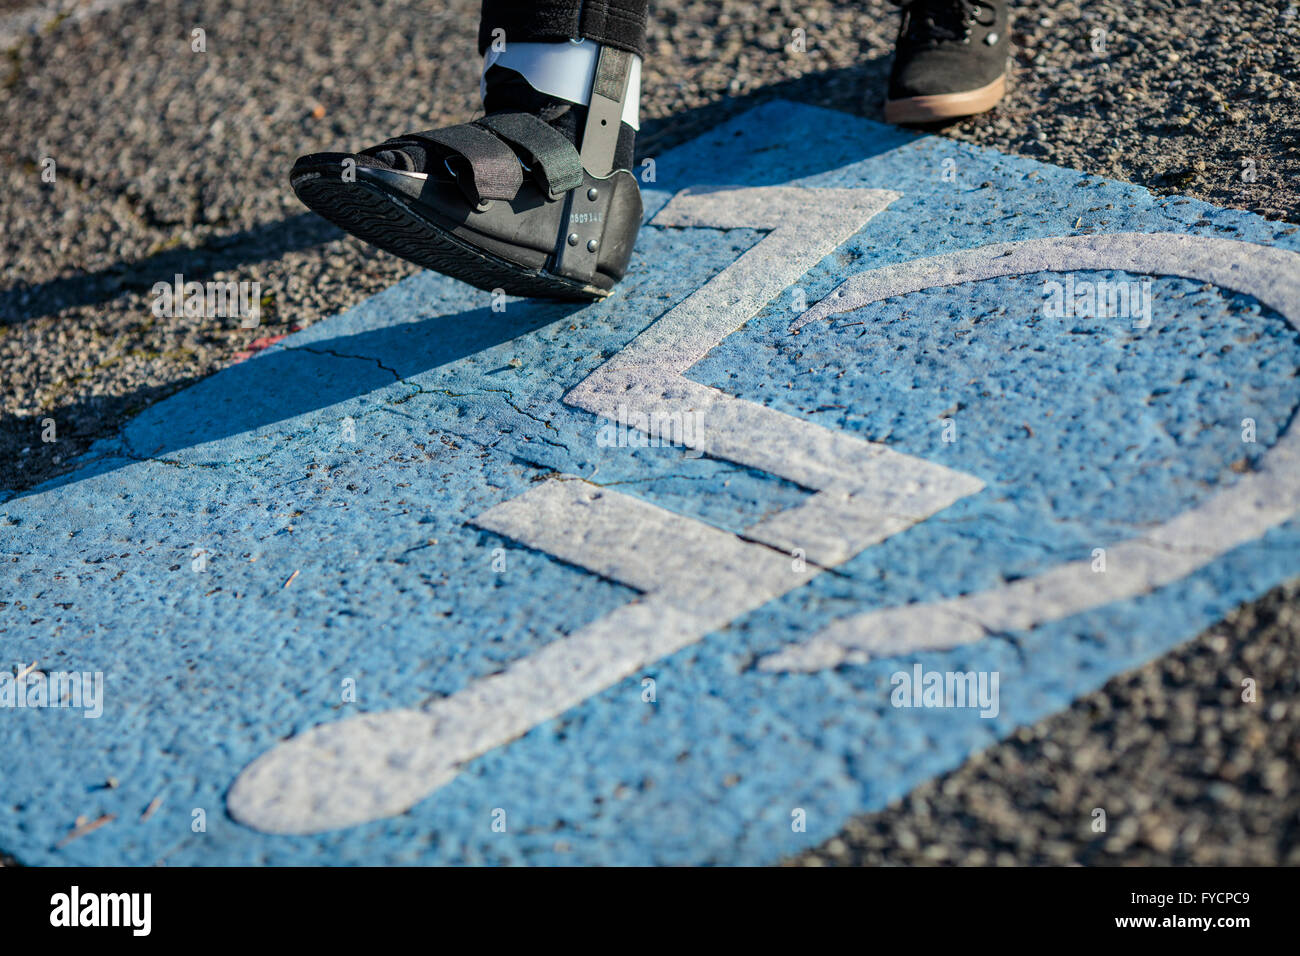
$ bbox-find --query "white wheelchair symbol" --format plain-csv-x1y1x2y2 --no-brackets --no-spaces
229,186,1300,833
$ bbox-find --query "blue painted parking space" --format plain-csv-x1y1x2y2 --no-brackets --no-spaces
2,101,1299,864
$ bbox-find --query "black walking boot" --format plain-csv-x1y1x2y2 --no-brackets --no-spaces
290,46,643,301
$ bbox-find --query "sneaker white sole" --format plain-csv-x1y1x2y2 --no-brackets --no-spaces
884,72,1007,124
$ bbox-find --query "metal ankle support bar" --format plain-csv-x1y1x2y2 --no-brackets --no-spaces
579,45,633,178
550,44,637,286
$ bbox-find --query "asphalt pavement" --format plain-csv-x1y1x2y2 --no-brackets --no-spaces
1,0,1298,864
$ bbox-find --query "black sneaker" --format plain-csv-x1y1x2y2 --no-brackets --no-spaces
884,0,1011,125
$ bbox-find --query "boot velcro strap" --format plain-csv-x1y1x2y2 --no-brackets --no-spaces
474,112,584,199
398,124,524,204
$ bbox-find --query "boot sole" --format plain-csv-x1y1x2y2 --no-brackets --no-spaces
292,170,611,302
884,73,1007,124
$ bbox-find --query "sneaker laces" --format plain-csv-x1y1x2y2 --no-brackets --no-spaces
897,0,997,45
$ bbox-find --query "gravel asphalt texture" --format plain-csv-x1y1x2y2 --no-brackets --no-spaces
2,0,1298,865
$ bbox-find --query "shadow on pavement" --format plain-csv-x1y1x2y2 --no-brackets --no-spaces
1,56,896,328
12,297,580,498
3,55,912,500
